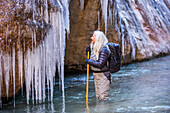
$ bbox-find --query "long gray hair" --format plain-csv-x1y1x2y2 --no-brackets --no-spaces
90,30,109,60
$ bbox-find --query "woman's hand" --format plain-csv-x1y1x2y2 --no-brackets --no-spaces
86,45,91,52
86,45,91,57
85,58,89,64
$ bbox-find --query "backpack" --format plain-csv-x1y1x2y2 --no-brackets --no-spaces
107,43,122,73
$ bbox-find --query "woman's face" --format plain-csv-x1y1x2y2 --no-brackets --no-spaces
91,34,95,44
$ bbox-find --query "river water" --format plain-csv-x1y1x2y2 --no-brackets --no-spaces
0,55,170,113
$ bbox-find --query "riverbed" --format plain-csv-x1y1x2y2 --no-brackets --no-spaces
1,55,170,113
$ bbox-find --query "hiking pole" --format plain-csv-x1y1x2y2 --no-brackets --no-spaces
86,51,90,102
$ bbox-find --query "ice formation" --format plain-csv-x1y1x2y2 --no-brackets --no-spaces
0,0,69,107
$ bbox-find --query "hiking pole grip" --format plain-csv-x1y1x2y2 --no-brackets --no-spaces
86,51,90,102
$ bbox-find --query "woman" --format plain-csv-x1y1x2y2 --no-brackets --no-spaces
85,30,112,100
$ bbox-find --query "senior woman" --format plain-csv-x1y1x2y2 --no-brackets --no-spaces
85,30,112,100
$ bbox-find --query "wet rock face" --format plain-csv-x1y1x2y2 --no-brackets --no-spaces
65,0,100,71
0,0,48,99
0,0,62,101
132,0,170,60
1,0,69,105
65,0,170,71
0,1,49,51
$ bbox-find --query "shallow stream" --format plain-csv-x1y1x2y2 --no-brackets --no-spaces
1,55,170,113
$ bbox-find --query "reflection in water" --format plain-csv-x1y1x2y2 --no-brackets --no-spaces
25,102,56,113
0,55,170,112
85,102,89,113
93,101,111,113
62,95,65,113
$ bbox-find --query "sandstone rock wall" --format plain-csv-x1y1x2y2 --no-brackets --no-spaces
65,0,100,71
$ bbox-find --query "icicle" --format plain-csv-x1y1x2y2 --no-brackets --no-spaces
114,0,138,59
10,51,12,84
6,24,9,49
44,0,49,24
0,51,2,108
12,47,15,107
21,52,23,95
98,11,100,30
61,0,70,35
16,0,20,6
58,0,65,98
18,49,23,95
51,12,58,101
18,24,24,96
48,31,54,101
24,0,31,12
6,24,9,47
45,31,50,101
113,2,118,35
22,0,69,104
55,11,61,91
121,31,125,59
109,3,112,26
151,0,169,33
60,11,66,106
41,42,46,102
3,53,10,99
32,0,36,47
32,0,35,19
41,0,43,17
24,52,28,104
80,0,84,10
100,0,108,34
129,36,136,60
33,29,36,47
50,66,54,102
25,49,32,104
31,51,34,104
34,49,39,103
18,25,21,83
38,46,42,103
51,101,54,112
40,4,46,102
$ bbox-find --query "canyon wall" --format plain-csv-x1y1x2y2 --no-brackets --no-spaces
0,0,69,106
65,0,170,72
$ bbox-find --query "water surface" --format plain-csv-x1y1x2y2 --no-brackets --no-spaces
1,55,170,113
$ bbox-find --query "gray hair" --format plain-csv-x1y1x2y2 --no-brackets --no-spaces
90,30,109,60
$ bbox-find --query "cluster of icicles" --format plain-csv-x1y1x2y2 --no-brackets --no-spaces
0,0,69,107
80,0,137,58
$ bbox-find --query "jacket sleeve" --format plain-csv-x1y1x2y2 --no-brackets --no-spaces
86,48,110,69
